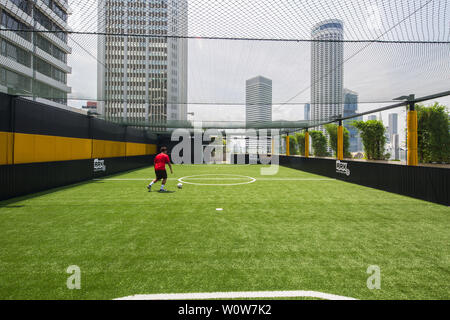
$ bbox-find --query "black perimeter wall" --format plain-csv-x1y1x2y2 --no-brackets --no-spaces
0,93,157,201
230,154,449,206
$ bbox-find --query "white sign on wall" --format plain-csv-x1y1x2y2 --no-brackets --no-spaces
336,160,350,176
93,159,106,172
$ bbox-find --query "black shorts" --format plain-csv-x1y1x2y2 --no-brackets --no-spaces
155,170,167,180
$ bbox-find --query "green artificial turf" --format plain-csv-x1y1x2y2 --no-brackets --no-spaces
0,164,448,300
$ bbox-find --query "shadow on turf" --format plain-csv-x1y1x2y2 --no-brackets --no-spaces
151,191,176,194
0,166,153,207
0,180,96,207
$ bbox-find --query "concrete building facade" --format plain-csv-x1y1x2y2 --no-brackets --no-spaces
0,0,72,109
97,0,188,126
245,75,272,153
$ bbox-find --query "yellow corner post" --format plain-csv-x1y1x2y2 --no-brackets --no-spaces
407,109,418,166
305,131,309,158
337,123,344,160
286,135,290,156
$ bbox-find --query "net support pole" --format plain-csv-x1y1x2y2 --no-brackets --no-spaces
407,103,418,166
337,120,344,160
271,138,275,155
305,130,309,158
286,135,290,156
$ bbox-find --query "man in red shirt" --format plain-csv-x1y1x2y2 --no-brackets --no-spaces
148,146,173,193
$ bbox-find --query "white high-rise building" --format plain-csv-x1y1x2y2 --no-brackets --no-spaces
311,19,344,133
245,75,272,153
246,75,272,125
0,0,72,108
97,0,188,126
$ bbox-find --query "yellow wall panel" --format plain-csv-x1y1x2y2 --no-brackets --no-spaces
69,138,92,160
54,136,92,161
126,142,146,156
14,133,92,164
126,142,158,156
34,134,57,163
146,144,157,155
92,139,126,159
12,133,154,164
0,131,13,165
14,133,36,164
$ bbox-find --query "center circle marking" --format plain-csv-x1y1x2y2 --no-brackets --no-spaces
178,174,257,186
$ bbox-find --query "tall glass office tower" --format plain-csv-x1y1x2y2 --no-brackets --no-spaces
343,89,363,152
311,19,344,133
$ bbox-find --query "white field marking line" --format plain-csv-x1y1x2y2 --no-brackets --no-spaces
181,178,252,180
257,178,335,181
114,290,357,300
178,174,257,186
93,178,336,181
178,164,252,166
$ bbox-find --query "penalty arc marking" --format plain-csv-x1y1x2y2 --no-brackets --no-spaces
114,290,357,300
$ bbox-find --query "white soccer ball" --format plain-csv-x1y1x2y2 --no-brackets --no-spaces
177,183,183,189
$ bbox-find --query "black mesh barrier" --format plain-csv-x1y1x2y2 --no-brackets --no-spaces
126,127,147,144
92,155,155,179
0,164,14,200
90,117,126,142
14,98,90,139
230,154,280,165
279,156,449,206
0,159,92,201
0,92,12,132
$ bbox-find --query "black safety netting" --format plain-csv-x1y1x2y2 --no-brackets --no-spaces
0,0,448,130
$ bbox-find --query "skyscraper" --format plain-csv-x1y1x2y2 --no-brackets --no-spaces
0,0,71,108
388,113,399,159
245,76,272,125
304,103,311,121
388,113,398,141
245,75,272,153
311,19,344,132
343,89,363,152
97,0,188,125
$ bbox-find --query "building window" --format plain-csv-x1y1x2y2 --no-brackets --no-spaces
10,0,32,15
0,38,32,67
33,8,67,43
1,11,32,41
34,56,67,83
34,33,67,63
0,67,32,94
33,79,67,105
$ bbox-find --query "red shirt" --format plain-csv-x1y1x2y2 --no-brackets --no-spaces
154,153,170,171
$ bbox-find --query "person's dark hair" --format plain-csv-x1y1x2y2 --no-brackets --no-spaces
160,146,168,153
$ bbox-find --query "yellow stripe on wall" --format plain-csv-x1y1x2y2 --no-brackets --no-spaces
146,144,157,155
92,139,126,159
126,142,157,157
9,133,157,165
13,133,92,164
0,131,13,165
